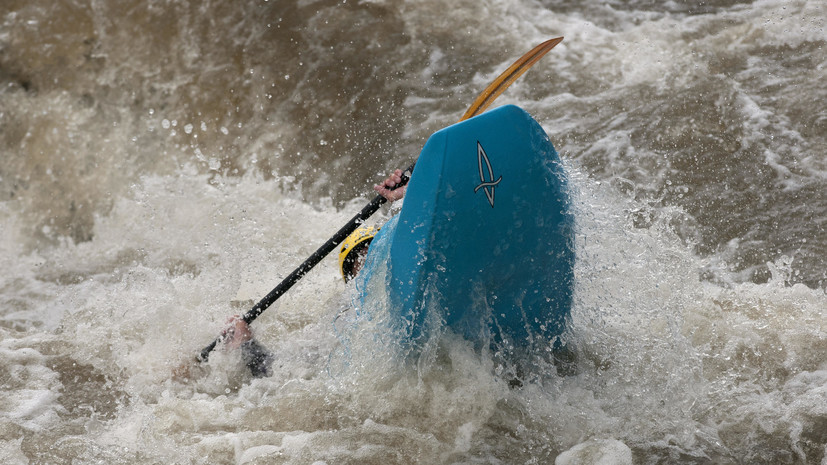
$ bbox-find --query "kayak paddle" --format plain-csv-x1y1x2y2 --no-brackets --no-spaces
196,36,563,363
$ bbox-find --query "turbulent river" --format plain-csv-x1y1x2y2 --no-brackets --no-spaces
1,0,825,463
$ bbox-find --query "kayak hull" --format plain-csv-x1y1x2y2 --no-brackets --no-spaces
358,105,574,348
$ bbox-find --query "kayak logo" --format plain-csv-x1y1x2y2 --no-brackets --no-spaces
474,141,502,208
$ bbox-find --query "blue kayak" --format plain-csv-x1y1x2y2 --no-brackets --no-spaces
357,105,574,348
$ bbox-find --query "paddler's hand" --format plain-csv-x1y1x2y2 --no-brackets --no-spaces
221,315,254,349
374,169,407,202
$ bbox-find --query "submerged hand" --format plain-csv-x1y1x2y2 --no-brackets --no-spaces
374,169,407,202
221,315,253,349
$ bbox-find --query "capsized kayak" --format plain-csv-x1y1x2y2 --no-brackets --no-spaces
357,105,574,348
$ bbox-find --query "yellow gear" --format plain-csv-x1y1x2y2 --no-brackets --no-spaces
338,225,379,281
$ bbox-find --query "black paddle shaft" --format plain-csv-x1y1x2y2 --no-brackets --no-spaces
197,165,413,362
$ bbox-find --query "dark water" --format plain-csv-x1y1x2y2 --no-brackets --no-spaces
1,0,825,463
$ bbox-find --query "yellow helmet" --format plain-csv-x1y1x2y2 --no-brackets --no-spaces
338,225,379,281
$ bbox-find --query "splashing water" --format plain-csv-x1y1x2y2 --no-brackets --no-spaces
1,0,825,463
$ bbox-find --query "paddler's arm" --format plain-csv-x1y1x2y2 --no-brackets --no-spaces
222,316,274,378
374,169,407,202
240,339,273,378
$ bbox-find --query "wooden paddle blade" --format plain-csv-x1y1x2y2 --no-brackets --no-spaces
460,37,563,122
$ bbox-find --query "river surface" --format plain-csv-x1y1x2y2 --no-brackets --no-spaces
1,0,826,463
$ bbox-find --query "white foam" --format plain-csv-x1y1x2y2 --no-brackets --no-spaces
0,338,65,432
0,438,29,465
556,438,633,465
1,0,825,462
240,444,283,464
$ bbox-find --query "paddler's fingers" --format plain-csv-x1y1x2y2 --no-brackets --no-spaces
374,169,406,202
374,183,405,202
379,169,402,188
221,316,253,349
